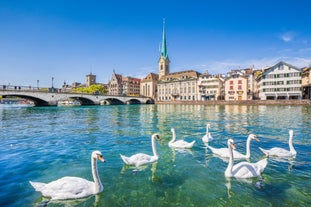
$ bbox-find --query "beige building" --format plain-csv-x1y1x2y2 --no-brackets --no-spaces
108,71,123,95
108,71,141,96
258,61,302,100
158,70,200,101
140,73,159,99
198,71,224,100
122,76,141,96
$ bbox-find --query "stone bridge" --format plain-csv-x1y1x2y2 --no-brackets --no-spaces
0,89,154,106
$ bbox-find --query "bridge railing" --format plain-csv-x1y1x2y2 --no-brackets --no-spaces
0,85,151,99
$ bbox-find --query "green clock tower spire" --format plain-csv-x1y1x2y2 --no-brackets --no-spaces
158,19,170,79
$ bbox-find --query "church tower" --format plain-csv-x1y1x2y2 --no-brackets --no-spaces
158,19,170,79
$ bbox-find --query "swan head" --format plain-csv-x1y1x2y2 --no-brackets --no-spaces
152,133,161,140
92,150,105,162
289,130,294,139
249,134,259,141
227,139,236,150
206,123,210,128
171,128,175,133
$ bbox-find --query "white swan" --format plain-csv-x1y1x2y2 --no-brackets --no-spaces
120,134,160,167
208,134,259,159
202,123,213,143
29,150,105,200
259,130,296,157
225,139,268,178
168,128,195,149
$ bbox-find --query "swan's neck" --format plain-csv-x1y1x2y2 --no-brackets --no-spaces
289,136,296,155
245,136,251,157
206,125,209,135
151,136,158,158
169,131,176,144
225,145,234,177
91,157,103,193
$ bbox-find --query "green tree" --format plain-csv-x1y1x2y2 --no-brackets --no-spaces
73,84,107,95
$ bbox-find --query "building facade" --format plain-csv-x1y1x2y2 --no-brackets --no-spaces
302,67,311,99
108,71,123,95
224,73,248,101
158,70,200,101
86,73,96,87
122,76,141,96
198,71,224,100
140,73,159,99
258,61,302,100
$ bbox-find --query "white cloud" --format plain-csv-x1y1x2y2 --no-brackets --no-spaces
183,57,311,75
280,31,295,42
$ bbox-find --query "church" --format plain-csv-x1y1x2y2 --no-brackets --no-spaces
141,21,201,101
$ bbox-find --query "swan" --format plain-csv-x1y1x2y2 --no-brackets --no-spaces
168,128,195,149
225,139,268,178
120,134,160,167
202,123,213,143
208,134,259,159
29,150,105,200
259,130,296,157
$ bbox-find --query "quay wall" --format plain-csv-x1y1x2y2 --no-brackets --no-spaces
155,99,311,106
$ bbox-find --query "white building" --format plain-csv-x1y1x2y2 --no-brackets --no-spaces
258,61,302,100
198,72,224,100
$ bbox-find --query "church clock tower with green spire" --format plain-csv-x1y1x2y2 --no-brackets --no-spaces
158,19,170,79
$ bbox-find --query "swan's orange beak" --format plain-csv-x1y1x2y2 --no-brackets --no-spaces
98,155,106,162
230,143,236,150
254,136,260,142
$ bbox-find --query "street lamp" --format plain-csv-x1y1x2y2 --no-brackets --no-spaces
37,80,39,90
52,77,54,92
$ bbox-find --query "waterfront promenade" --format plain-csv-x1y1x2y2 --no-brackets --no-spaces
156,99,311,106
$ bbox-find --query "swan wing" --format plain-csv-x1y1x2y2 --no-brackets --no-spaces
232,162,262,179
121,153,157,167
31,176,94,200
169,140,195,149
208,146,229,157
259,147,291,157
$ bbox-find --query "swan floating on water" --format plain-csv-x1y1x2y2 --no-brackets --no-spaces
225,139,268,178
202,123,213,143
29,150,105,200
168,128,195,149
120,134,160,167
259,130,296,157
208,134,259,159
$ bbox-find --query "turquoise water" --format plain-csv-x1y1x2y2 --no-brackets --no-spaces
0,104,310,207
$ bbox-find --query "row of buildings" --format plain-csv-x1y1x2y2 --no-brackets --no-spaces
80,22,311,101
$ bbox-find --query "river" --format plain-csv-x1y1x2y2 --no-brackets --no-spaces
0,104,310,206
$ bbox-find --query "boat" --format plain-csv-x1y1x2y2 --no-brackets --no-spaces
0,98,34,108
57,100,81,107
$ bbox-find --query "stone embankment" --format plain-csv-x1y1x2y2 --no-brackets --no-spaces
156,99,311,106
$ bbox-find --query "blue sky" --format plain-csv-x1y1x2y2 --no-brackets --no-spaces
1,0,311,87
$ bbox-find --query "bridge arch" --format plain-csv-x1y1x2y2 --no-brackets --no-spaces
100,98,124,105
63,96,96,105
125,99,141,105
1,94,49,106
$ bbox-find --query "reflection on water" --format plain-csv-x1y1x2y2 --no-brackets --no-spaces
0,104,310,207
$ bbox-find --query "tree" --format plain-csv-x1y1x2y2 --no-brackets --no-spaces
73,84,107,95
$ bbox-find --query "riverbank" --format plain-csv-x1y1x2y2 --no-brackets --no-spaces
156,99,311,105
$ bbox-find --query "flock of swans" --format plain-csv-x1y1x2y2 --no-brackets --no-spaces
29,124,297,201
